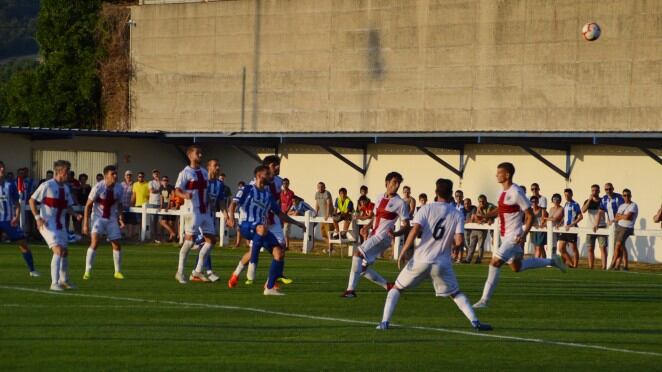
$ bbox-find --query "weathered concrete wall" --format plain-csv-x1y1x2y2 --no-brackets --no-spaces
130,0,662,132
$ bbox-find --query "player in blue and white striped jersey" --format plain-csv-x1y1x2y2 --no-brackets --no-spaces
226,165,305,295
0,161,39,277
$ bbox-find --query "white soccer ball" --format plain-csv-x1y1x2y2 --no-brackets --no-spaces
582,22,601,41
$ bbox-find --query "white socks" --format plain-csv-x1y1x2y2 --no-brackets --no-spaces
347,256,362,291
233,262,246,276
452,293,477,323
520,258,552,272
363,268,388,289
113,249,122,273
247,262,257,281
59,256,69,283
194,242,212,273
50,254,62,285
85,247,96,273
480,265,500,302
177,240,194,274
381,288,401,322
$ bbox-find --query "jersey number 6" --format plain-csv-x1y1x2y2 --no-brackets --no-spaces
432,218,446,240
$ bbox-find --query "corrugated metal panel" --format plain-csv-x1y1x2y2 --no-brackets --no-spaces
33,150,117,180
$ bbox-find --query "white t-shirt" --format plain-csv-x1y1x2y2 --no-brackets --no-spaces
370,194,411,237
88,181,123,220
175,166,209,214
148,179,161,205
497,183,531,238
535,195,548,209
412,202,464,263
616,202,638,228
31,179,75,230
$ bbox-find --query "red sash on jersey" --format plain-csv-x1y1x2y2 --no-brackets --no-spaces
186,170,207,214
370,197,398,237
42,186,67,230
498,191,521,237
97,186,115,219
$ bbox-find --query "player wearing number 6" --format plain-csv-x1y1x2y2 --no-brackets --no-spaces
376,178,492,331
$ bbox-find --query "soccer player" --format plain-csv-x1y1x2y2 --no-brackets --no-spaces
341,172,411,298
226,165,305,295
377,178,492,331
191,159,222,282
0,161,39,277
29,160,82,291
473,162,567,309
82,165,125,280
174,145,217,284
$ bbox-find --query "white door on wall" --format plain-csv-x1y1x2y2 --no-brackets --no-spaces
33,150,118,180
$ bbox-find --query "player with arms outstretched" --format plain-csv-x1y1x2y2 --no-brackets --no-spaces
473,162,567,309
29,160,82,291
377,178,492,331
341,172,410,298
82,165,125,280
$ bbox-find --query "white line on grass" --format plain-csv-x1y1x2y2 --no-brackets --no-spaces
1,285,660,358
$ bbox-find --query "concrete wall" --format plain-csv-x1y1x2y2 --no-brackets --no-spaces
130,0,662,132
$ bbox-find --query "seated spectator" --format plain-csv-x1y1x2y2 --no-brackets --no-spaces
582,184,607,270
416,193,427,214
610,189,638,271
558,188,583,268
457,198,477,263
530,196,548,258
466,194,495,264
359,185,370,203
332,187,354,239
289,195,315,216
159,175,177,242
355,195,374,241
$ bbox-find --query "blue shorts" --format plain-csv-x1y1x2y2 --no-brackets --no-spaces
0,221,25,241
240,222,280,254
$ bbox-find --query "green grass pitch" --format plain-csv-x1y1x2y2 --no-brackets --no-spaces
1,242,661,371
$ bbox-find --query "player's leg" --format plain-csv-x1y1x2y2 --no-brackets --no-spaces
110,240,123,279
361,237,391,289
377,259,428,329
49,245,64,291
17,238,38,276
192,218,216,278
176,213,197,283
270,226,292,285
84,233,100,279
473,257,504,308
58,244,74,289
247,225,268,282
264,241,285,295
342,250,364,297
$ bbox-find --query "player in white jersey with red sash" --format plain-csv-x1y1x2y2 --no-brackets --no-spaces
341,172,411,298
377,178,492,331
473,162,567,309
174,145,217,284
82,165,125,280
29,160,82,291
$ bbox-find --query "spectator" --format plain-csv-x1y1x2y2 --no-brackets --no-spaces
120,170,137,239
281,178,295,247
529,195,548,258
78,174,91,204
402,186,416,216
38,170,53,186
359,185,370,203
289,195,315,216
610,189,638,271
530,183,547,208
131,172,149,207
519,185,527,195
315,181,333,242
158,175,177,242
5,171,14,183
67,170,81,204
453,190,464,214
332,187,354,239
15,167,36,203
457,198,477,263
655,203,662,228
355,195,374,242
148,169,161,208
465,194,495,264
582,184,607,270
600,182,624,226
416,193,428,213
95,173,103,183
544,193,564,256
558,188,583,268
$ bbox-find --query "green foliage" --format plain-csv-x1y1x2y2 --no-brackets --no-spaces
0,0,40,59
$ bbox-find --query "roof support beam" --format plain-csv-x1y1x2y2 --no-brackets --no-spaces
416,146,465,178
521,146,570,180
321,145,367,176
639,147,662,166
233,145,263,164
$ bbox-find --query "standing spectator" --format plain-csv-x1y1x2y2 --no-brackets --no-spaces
332,187,354,239
131,172,149,207
600,182,624,226
465,195,495,264
68,170,81,203
654,204,662,228
530,183,547,208
402,186,416,216
158,175,177,242
457,198,477,263
148,169,161,208
544,193,564,256
74,173,91,235
38,170,54,186
558,188,583,268
95,173,103,183
610,189,638,271
280,178,295,247
120,171,137,239
453,190,464,214
416,193,428,214
315,182,333,242
582,185,607,270
15,167,36,203
529,196,548,258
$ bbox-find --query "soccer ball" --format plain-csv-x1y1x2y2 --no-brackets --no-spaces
582,22,601,41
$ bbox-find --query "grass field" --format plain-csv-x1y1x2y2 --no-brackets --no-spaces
1,242,661,371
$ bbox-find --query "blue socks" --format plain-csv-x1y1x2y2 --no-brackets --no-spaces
204,254,212,271
267,259,284,289
22,251,34,272
250,234,264,264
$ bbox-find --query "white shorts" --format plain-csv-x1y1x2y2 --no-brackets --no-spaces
184,212,215,235
395,258,459,297
39,227,68,249
269,223,286,246
494,237,524,264
91,218,122,241
357,234,392,264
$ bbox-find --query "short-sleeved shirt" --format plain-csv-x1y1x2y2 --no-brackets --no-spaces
463,205,477,223
616,202,638,228
132,181,149,207
411,202,464,263
0,180,19,222
233,184,279,225
536,195,548,209
15,177,36,202
207,178,222,212
121,181,133,209
563,200,582,226
31,179,75,230
159,184,174,208
584,198,606,228
600,194,624,223
291,201,315,216
280,188,295,214
497,183,531,238
370,194,411,237
315,190,332,217
88,181,123,220
148,179,161,205
175,166,209,215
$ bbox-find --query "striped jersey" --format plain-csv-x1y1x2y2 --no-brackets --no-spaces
233,183,280,226
31,179,75,230
15,177,36,202
600,193,624,223
0,179,19,222
88,181,123,220
250,175,283,225
497,183,530,238
370,194,410,237
563,200,582,226
175,166,209,214
207,178,222,213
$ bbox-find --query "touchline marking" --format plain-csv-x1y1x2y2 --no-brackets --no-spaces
1,285,660,358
